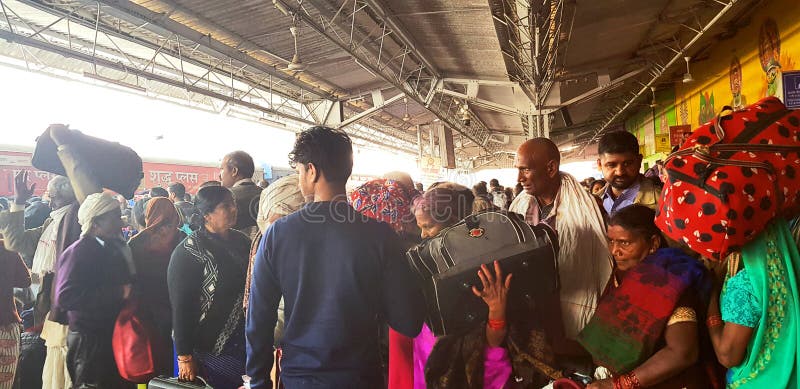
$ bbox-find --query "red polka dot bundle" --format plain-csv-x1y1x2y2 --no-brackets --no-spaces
656,97,800,260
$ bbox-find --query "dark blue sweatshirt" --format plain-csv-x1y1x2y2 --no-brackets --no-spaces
246,201,424,389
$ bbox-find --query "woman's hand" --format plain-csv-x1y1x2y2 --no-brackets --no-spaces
177,355,198,382
586,378,614,389
472,260,512,318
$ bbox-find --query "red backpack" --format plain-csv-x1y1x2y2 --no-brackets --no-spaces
112,297,161,383
656,97,800,260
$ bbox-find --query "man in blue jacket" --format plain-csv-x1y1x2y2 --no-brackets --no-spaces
246,126,425,389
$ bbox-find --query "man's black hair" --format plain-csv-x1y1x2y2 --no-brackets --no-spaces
473,181,489,196
288,126,353,183
598,131,640,156
132,198,150,229
225,150,256,179
168,182,187,198
150,187,169,198
489,178,499,187
199,180,222,189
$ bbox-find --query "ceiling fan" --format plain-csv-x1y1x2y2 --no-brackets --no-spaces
666,56,714,83
285,13,307,72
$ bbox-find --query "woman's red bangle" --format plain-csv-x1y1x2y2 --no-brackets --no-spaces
707,315,724,328
613,372,641,389
487,319,506,330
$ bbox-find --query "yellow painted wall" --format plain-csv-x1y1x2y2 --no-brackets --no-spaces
625,0,800,159
675,0,800,128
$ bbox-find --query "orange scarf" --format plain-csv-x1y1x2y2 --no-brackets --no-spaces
131,198,181,255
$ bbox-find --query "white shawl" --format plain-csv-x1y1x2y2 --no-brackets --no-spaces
511,173,614,339
31,205,70,277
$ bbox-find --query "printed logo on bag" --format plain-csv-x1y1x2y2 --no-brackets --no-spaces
469,227,485,238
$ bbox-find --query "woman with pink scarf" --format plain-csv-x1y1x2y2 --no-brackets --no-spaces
354,182,559,389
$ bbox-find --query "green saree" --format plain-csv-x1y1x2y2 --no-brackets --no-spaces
724,220,800,388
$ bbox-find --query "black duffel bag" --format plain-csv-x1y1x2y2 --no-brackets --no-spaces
32,127,144,199
406,210,560,337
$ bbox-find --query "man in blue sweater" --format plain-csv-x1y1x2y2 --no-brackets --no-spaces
246,126,425,389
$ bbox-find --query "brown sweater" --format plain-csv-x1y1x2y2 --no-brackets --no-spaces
0,241,31,326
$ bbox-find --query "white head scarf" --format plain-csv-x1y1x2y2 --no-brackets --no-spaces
78,192,120,236
256,175,305,233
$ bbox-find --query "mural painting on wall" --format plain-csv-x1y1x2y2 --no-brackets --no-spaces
730,56,748,109
698,91,716,124
758,17,796,98
760,18,782,97
624,1,800,157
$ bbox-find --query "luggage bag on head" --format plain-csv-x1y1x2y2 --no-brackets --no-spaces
656,97,800,260
31,127,144,199
406,210,560,337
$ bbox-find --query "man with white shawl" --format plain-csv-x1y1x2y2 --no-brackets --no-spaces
0,124,106,389
0,173,83,389
509,138,613,373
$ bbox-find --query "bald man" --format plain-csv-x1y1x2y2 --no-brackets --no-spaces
509,138,614,370
510,138,562,226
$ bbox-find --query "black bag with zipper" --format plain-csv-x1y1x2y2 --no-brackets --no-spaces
406,210,560,337
31,127,144,199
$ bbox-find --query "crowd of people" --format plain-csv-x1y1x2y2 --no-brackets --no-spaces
0,123,797,389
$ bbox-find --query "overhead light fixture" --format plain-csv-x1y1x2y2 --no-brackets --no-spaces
402,97,411,121
559,145,578,152
83,72,146,92
682,56,694,83
258,117,287,128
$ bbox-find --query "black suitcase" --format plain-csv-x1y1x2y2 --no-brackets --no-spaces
148,376,213,388
31,127,144,199
406,210,560,337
